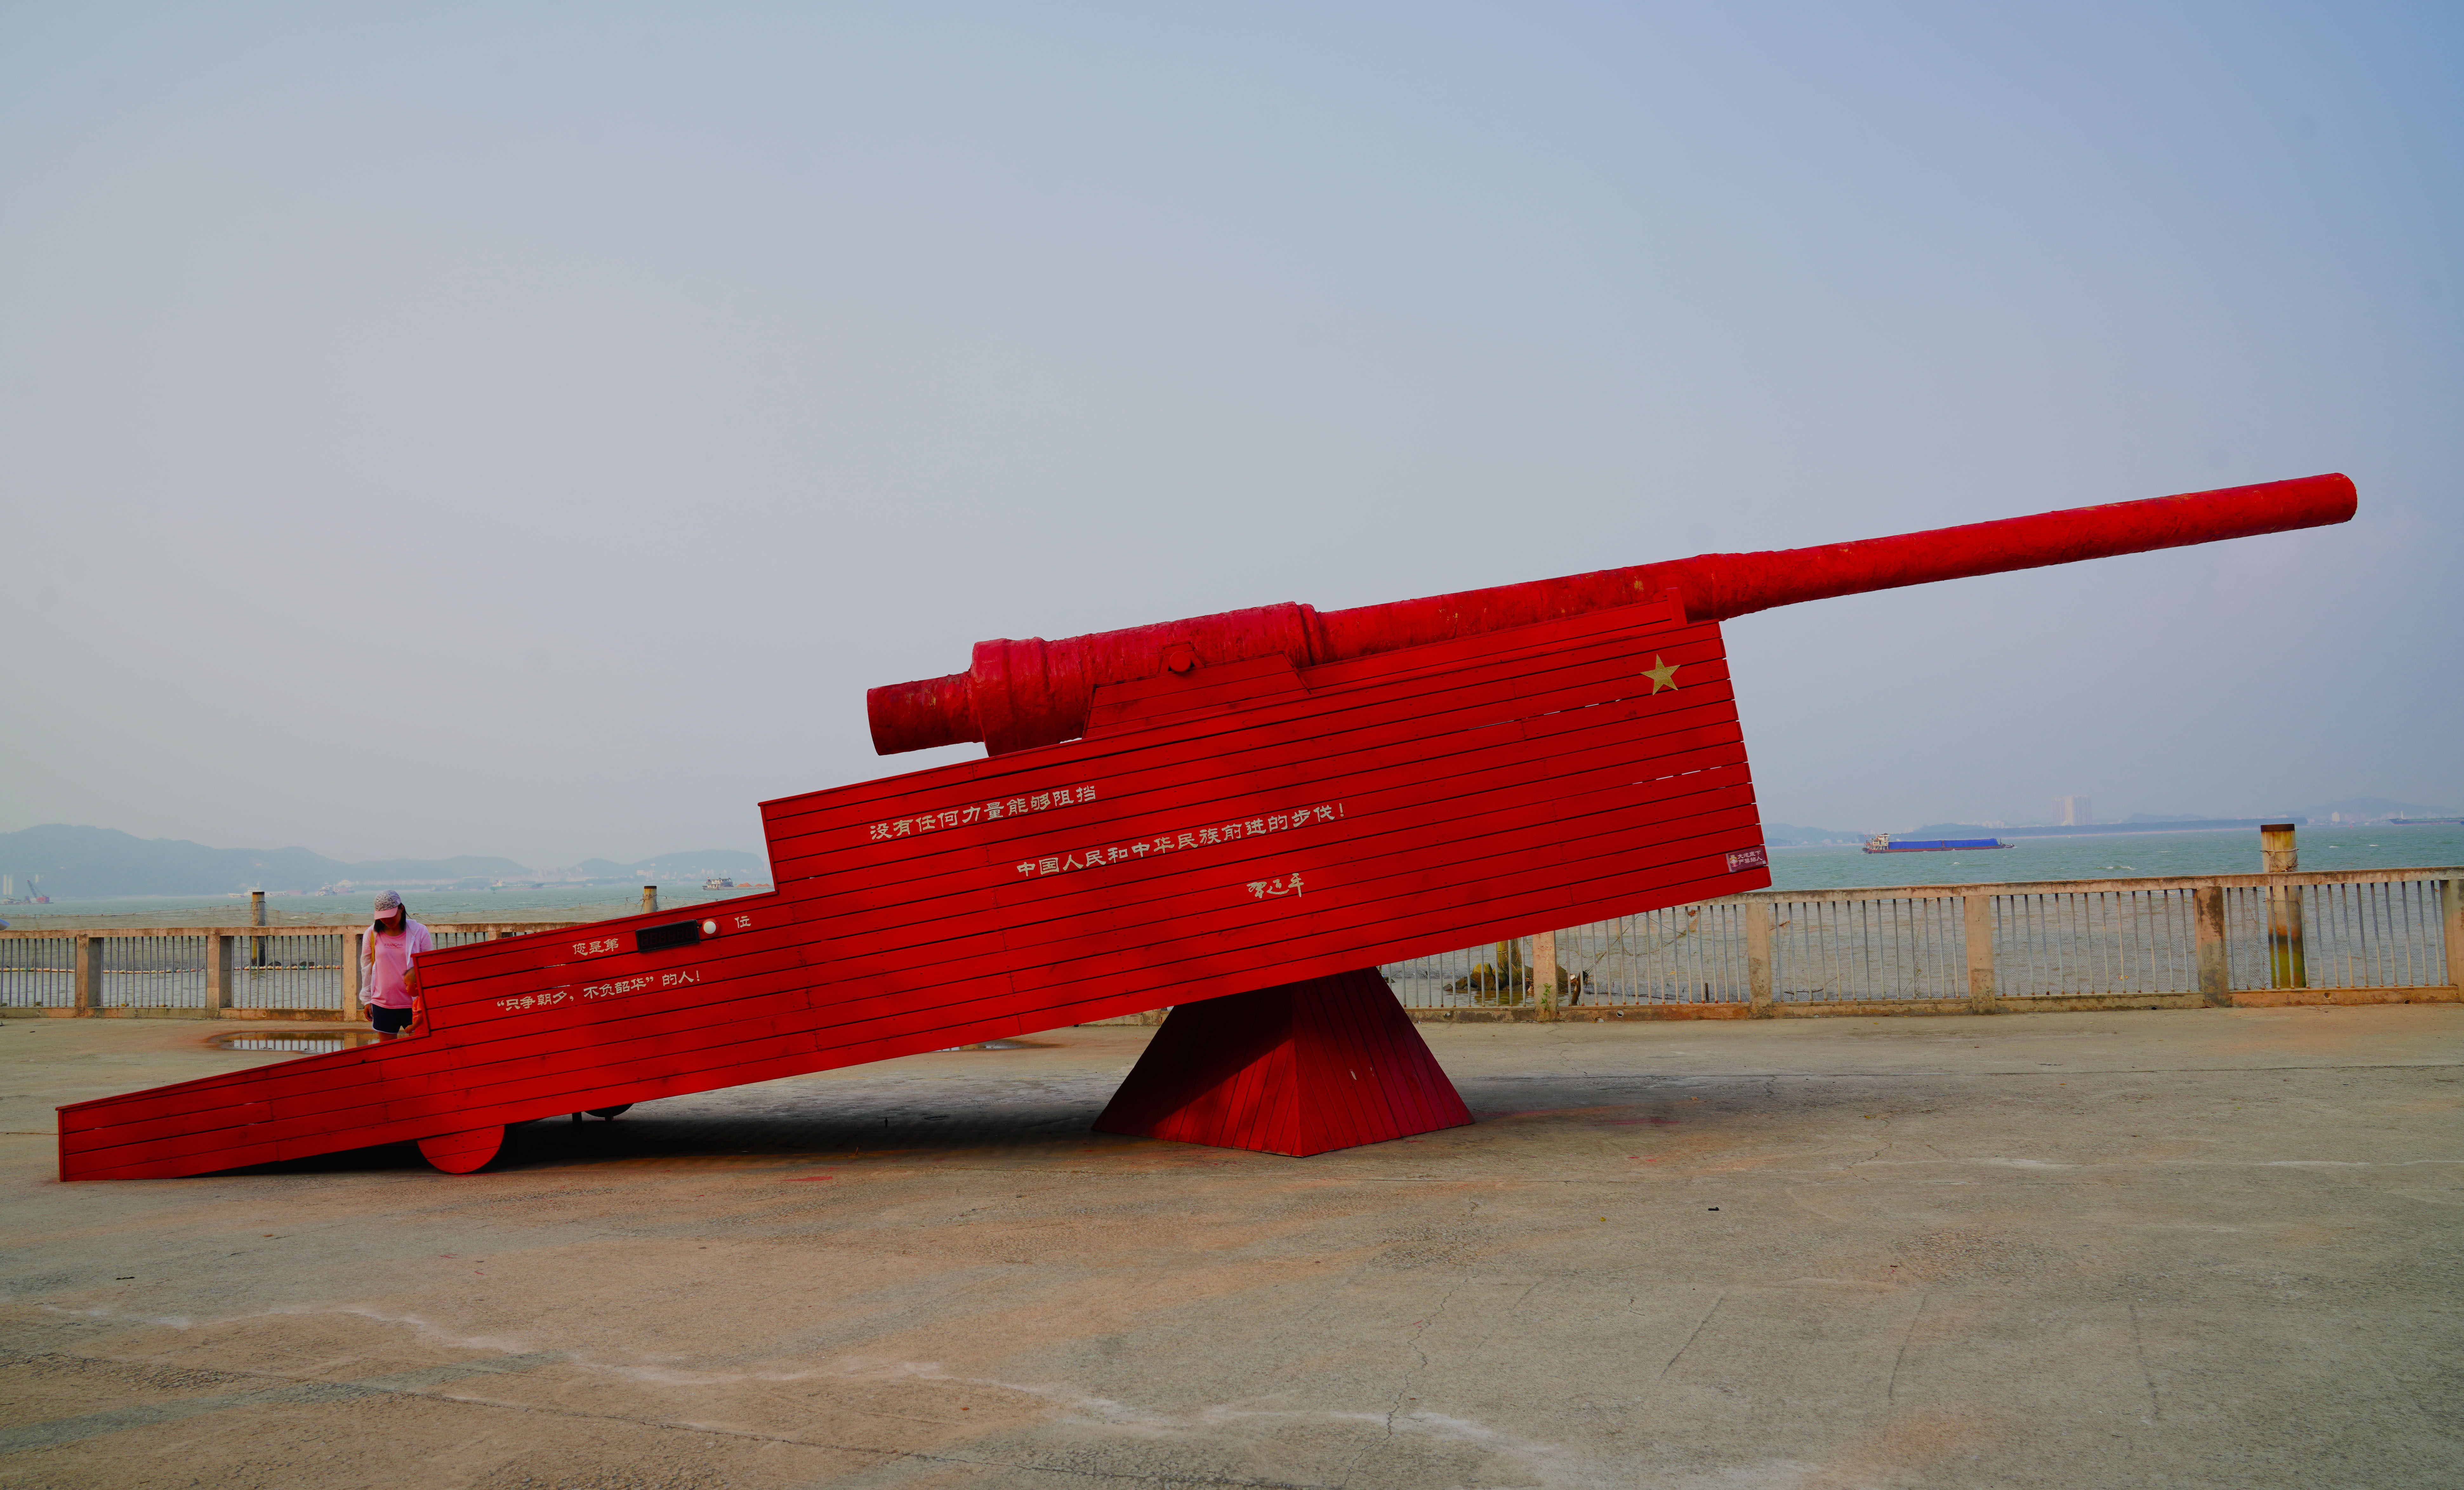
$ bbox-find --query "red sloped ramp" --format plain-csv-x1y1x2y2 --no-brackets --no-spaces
1093,968,1471,1156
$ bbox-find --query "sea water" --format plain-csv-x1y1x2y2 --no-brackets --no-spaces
6,827,2456,930
0,883,765,930
1768,823,2464,891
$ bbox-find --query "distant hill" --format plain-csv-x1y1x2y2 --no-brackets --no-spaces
562,858,640,881
1903,819,2298,840
0,825,772,899
614,850,772,883
0,824,529,899
2297,796,2462,823
1762,821,1871,846
1738,800,2461,849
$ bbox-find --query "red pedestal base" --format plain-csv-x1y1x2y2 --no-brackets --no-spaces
1093,968,1471,1156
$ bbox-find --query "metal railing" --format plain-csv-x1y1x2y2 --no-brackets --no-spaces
6,870,2457,1021
1771,894,1969,1003
97,934,208,1009
229,933,348,1011
1988,889,2198,1000
2230,880,2450,991
1384,902,1763,1010
1380,868,2463,1014
0,936,74,1009
0,922,588,1017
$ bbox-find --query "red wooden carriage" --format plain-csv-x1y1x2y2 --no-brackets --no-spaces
58,475,2354,1178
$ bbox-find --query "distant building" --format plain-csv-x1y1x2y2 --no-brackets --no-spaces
2055,795,2091,826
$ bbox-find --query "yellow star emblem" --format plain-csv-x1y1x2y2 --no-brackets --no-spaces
1642,656,1680,694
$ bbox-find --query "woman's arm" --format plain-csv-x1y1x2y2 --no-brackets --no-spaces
404,924,433,991
403,925,431,1025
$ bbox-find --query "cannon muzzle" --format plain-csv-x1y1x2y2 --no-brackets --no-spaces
869,472,2355,756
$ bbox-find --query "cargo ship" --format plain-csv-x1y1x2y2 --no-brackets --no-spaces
1863,832,2008,854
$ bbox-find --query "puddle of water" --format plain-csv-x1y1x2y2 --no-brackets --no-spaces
207,1030,380,1054
936,1039,1050,1051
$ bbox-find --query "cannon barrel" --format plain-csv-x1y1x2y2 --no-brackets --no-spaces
869,472,2355,756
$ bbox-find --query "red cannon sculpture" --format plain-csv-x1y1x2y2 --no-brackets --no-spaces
59,475,2355,1178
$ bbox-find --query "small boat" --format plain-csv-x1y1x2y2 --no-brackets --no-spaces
1863,833,2008,854
704,877,735,890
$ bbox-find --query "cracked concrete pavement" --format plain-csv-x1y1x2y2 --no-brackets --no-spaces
2,1005,2459,1487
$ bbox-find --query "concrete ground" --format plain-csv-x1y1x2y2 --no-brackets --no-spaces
2,1007,2458,1490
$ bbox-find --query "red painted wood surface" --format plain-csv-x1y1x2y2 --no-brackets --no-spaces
868,473,2356,755
1094,968,1472,1156
58,596,1763,1179
416,1126,506,1174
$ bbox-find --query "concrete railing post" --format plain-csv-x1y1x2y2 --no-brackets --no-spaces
2445,879,2464,994
343,931,363,1022
1963,893,1998,1013
642,885,659,914
2193,886,2230,1005
249,890,266,969
1533,930,1559,1021
206,933,233,1014
2262,822,2305,988
73,935,100,1015
1745,900,1775,1016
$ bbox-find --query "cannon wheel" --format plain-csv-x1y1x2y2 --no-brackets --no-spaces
586,1104,633,1119
416,1125,507,1174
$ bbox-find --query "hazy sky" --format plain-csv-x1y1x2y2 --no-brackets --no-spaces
4,3,2458,869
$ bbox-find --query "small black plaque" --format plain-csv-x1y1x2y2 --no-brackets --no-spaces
635,920,703,953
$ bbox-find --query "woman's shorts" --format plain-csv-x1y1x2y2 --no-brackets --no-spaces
370,1004,416,1035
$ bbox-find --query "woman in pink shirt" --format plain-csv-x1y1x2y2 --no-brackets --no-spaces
362,889,433,1040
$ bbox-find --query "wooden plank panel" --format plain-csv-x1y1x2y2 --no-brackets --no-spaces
765,626,1728,882
758,609,1712,869
775,709,1751,983
784,692,1748,941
